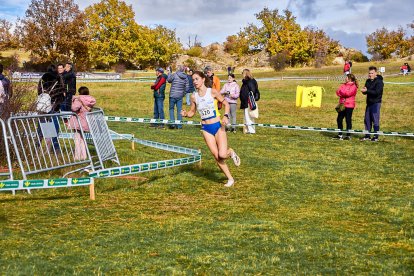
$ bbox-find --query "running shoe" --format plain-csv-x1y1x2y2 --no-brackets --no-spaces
224,179,235,187
229,148,241,167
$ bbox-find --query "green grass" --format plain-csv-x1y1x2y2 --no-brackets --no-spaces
1,67,414,274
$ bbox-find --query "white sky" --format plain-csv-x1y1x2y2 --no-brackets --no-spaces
1,0,413,54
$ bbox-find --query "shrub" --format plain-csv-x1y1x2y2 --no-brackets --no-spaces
349,52,369,62
186,47,203,58
270,52,288,71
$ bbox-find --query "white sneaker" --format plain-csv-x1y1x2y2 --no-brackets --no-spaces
224,179,234,187
229,148,241,167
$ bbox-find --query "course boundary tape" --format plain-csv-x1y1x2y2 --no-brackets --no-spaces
105,116,414,138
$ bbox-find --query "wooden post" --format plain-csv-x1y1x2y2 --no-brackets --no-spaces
131,141,135,151
196,149,202,168
89,182,95,200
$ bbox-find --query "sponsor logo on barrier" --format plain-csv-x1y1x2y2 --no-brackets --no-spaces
24,180,44,188
159,162,166,168
150,163,158,170
72,178,92,185
141,164,149,171
48,178,68,187
0,181,19,189
110,169,120,176
131,166,140,172
121,167,130,174
166,161,174,167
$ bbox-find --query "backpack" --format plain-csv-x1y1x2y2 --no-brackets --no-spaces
36,93,52,113
36,80,57,113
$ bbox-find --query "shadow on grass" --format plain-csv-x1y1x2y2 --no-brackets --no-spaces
179,164,224,183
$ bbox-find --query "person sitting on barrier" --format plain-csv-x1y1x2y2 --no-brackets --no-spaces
181,71,241,187
333,74,358,140
68,86,96,160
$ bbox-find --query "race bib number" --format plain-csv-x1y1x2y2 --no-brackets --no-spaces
200,108,214,120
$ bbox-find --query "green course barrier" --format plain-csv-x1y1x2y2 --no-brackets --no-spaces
0,177,95,199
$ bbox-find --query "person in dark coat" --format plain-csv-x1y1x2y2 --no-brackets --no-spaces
239,69,259,134
37,64,65,151
61,62,77,111
38,64,65,112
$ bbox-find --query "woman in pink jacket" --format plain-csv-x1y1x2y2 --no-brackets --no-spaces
333,74,358,140
220,74,240,132
69,86,96,160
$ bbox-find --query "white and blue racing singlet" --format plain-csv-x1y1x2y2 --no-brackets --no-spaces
194,88,217,121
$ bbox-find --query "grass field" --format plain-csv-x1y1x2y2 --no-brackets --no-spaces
1,66,413,274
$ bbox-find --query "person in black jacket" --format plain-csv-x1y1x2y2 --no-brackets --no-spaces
38,64,65,112
61,62,77,111
360,66,384,142
37,64,65,152
240,69,259,134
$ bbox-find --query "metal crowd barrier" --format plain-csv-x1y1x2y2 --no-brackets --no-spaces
7,112,94,179
0,118,13,180
86,108,120,170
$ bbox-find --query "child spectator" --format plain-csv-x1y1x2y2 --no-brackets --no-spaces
68,86,96,160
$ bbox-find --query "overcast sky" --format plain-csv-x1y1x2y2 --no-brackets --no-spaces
1,0,413,54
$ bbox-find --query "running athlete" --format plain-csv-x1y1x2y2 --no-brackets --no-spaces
181,71,240,187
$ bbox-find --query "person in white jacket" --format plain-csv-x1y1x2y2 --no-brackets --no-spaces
220,74,240,132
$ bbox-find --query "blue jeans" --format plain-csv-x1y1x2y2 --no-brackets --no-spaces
169,97,183,129
364,103,381,138
186,93,191,106
153,97,165,126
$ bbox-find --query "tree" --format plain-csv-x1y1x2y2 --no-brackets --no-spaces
366,27,409,60
84,0,139,68
304,27,340,67
0,19,18,50
16,0,88,65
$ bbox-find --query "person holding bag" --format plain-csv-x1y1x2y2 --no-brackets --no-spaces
333,74,358,140
239,69,260,134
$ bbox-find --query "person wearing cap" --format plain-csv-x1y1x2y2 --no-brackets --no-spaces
167,65,189,129
150,68,168,128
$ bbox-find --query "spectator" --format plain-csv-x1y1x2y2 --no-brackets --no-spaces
62,62,76,111
239,69,259,134
205,65,221,111
38,64,65,113
204,66,220,91
220,74,240,132
227,66,232,75
343,61,351,75
150,68,167,128
37,64,65,152
400,63,408,76
0,63,12,116
181,71,240,187
167,65,189,129
185,68,195,106
333,74,358,140
68,86,96,160
360,66,384,142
